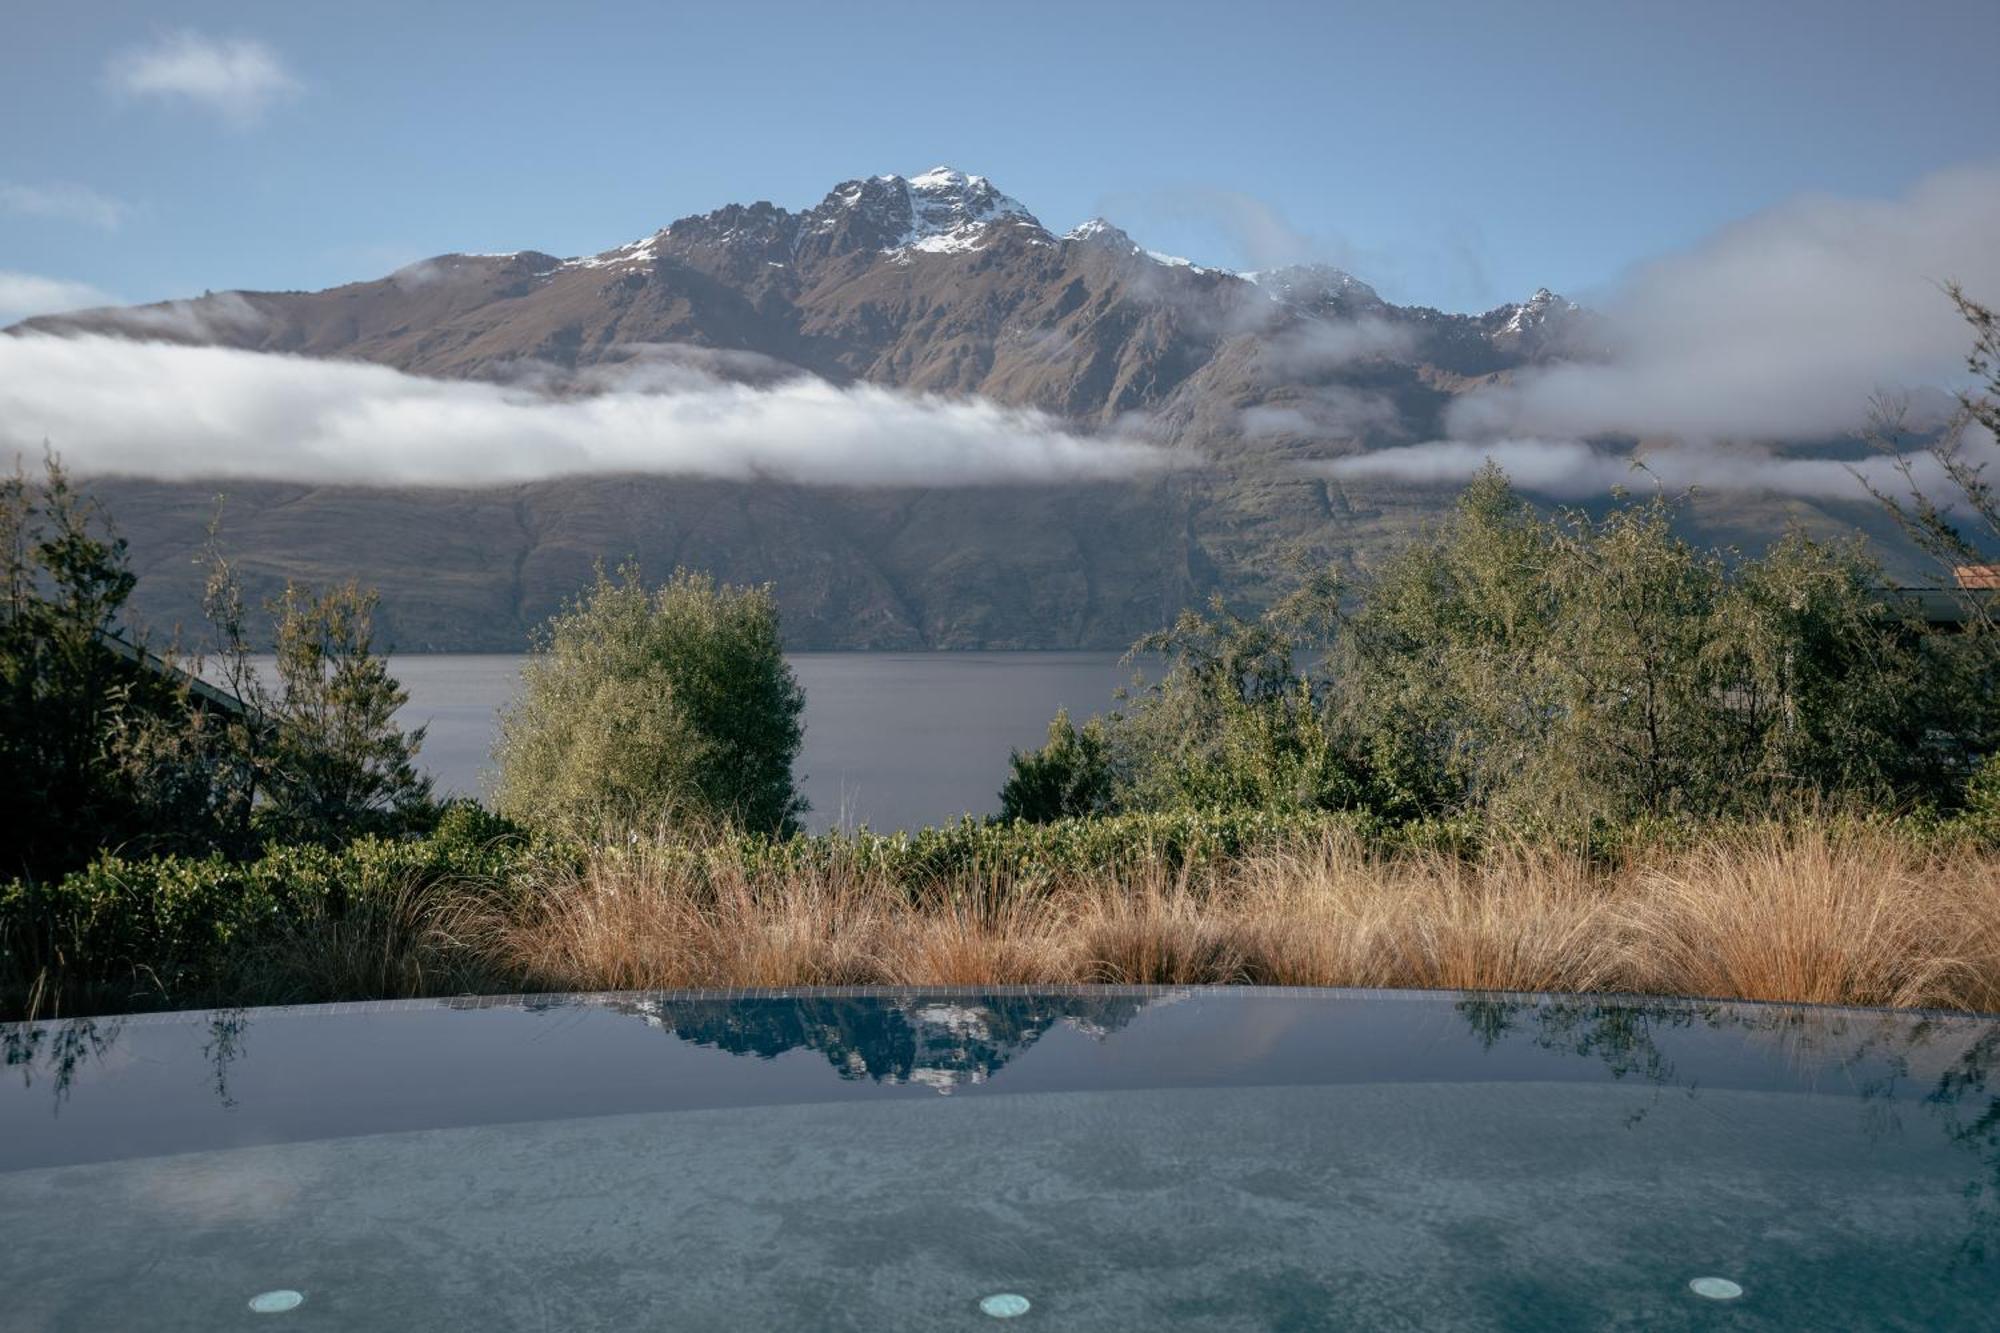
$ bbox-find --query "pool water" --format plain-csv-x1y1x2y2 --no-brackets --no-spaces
4,989,1998,1329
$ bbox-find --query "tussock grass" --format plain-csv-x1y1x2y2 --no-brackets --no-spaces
460,824,2000,1011
223,874,507,1007
13,823,2000,1018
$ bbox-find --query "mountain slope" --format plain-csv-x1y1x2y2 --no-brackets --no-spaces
14,168,1883,651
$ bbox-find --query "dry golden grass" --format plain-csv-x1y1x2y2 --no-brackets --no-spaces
454,824,2000,1011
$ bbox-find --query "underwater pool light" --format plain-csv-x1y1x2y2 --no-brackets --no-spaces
979,1292,1032,1318
1688,1277,1743,1300
248,1290,305,1314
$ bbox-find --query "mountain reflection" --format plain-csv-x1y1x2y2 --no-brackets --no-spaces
608,992,1150,1091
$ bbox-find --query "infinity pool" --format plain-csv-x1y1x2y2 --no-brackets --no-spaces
5,988,1998,1329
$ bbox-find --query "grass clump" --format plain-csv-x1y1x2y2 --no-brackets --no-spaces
18,816,2000,1020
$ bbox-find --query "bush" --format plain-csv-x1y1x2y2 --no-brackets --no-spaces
999,709,1114,822
494,565,806,838
0,460,435,877
1020,466,1998,829
0,805,529,1018
250,580,436,846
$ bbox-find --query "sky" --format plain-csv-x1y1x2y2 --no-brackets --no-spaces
4,0,1998,318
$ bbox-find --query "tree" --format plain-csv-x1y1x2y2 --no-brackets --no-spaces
0,461,433,875
0,453,156,877
1862,284,2000,593
1040,456,1986,831
250,580,434,845
999,709,1114,822
1338,466,1562,817
493,565,806,838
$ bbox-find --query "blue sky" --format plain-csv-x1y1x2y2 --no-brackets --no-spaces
3,0,1997,317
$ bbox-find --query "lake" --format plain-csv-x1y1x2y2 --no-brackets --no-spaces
385,652,1134,834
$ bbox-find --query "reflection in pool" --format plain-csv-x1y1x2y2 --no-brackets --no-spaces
6,988,2000,1328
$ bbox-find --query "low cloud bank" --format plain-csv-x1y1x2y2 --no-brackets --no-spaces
1328,163,2000,494
1318,436,1990,502
1452,164,2000,446
0,334,1179,488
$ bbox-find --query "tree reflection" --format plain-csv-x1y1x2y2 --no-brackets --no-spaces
1455,995,2000,1264
614,992,1149,1092
3,1016,122,1106
201,1009,248,1110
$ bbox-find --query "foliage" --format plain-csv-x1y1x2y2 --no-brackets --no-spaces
250,580,434,845
0,459,433,878
998,709,1114,822
1344,471,1982,822
1860,284,2000,599
494,565,806,838
1013,462,1997,828
0,799,525,1017
0,454,225,879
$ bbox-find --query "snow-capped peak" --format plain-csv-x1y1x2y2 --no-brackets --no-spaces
1065,217,1133,246
1497,286,1577,334
1064,217,1222,272
807,167,1042,257
896,166,1036,253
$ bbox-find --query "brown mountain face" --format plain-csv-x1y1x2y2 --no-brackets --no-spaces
21,167,1847,651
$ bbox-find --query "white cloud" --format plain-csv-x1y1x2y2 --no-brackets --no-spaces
105,31,302,125
0,182,128,231
1446,163,2000,448
1315,432,1997,503
0,334,1181,488
0,272,115,324
1241,388,1400,441
87,293,268,341
1318,164,2000,502
1257,316,1414,376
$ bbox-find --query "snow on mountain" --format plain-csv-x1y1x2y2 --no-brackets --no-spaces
562,233,662,271
1246,263,1382,307
1064,217,1223,272
801,167,1046,258
1496,286,1578,334
900,166,1037,252
1064,217,1131,246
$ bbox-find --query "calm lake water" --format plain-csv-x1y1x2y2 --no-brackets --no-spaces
384,652,1134,833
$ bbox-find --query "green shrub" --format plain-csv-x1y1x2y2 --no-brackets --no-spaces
0,814,530,1018
999,709,1114,822
493,565,806,839
1019,466,2000,830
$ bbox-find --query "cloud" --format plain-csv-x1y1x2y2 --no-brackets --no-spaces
1315,431,1998,503
0,182,128,231
1447,163,2000,448
1257,316,1414,376
0,272,116,324
84,293,268,341
0,334,1181,488
1241,388,1400,442
1098,187,1369,276
105,31,302,125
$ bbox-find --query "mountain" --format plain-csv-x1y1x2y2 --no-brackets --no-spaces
26,165,1581,428
12,168,1881,650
